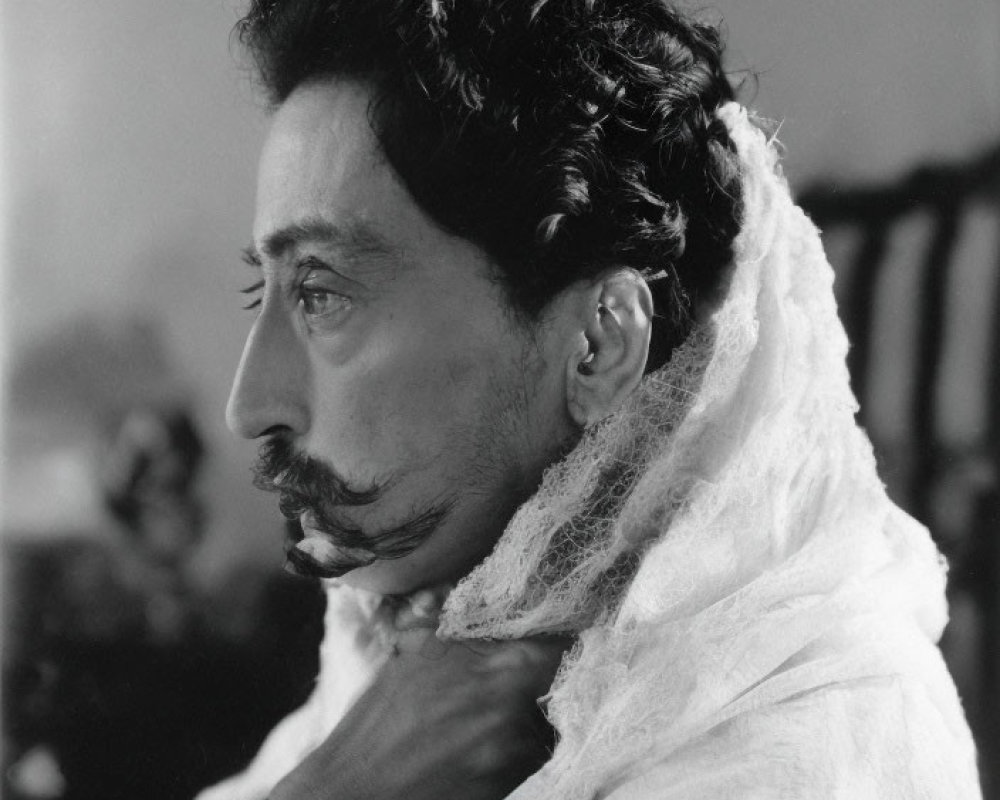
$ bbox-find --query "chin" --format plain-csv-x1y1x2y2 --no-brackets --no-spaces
336,560,426,596
330,542,448,595
329,493,522,596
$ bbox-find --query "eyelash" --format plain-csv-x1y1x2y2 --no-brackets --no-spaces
241,279,264,310
239,260,350,318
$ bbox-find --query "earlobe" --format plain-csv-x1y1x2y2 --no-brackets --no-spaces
566,270,653,428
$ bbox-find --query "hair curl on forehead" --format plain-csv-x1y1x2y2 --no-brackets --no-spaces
237,0,744,370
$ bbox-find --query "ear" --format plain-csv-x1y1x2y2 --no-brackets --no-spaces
566,269,653,428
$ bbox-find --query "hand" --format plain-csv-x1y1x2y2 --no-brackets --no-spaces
269,625,571,800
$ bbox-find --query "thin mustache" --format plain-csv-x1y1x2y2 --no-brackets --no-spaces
253,437,452,580
285,542,372,579
252,437,385,512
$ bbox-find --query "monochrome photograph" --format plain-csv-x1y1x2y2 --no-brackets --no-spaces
1,1,997,798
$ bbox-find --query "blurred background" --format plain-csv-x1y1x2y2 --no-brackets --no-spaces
0,0,997,798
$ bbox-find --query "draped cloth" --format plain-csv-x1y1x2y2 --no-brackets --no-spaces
441,103,981,798
197,105,980,799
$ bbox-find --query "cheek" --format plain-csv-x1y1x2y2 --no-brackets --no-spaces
308,331,505,477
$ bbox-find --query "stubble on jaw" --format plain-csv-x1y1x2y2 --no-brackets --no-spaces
456,331,583,527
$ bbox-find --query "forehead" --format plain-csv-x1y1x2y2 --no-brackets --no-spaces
253,78,427,257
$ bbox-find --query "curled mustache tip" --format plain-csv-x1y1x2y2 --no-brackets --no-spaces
284,537,378,579
296,536,340,563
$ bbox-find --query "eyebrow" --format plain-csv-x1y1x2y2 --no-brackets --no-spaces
242,217,399,268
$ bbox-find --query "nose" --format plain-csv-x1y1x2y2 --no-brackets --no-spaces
226,306,310,439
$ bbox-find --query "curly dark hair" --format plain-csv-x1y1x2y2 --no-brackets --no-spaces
236,0,744,370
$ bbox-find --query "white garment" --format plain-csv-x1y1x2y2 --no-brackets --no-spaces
197,105,981,799
194,584,391,800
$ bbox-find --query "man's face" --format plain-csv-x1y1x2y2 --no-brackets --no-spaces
227,78,578,595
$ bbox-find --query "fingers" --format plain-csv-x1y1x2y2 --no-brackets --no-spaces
386,586,572,672
386,584,574,697
520,634,576,663
477,635,574,674
391,629,574,699
390,585,452,632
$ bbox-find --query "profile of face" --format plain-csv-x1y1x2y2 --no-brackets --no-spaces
227,78,653,595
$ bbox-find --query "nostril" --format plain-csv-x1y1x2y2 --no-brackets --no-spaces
258,424,292,440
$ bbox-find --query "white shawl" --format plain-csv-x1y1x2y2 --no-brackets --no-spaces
198,105,981,799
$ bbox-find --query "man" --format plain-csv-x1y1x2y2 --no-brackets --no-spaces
199,1,982,797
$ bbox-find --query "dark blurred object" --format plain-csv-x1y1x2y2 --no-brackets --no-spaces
3,541,324,800
2,406,326,800
800,142,1000,798
99,407,206,642
102,407,204,561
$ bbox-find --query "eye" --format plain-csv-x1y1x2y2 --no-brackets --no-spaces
300,286,351,317
298,264,352,325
